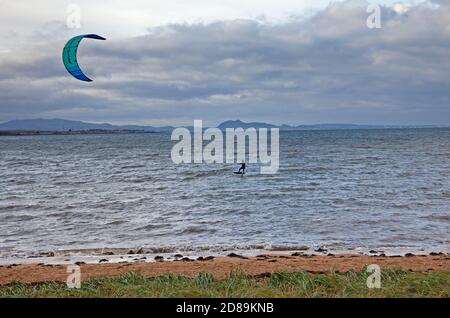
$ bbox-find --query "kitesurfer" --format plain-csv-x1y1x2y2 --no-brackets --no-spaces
238,161,246,174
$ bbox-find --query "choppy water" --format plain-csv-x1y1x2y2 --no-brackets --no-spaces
0,129,449,260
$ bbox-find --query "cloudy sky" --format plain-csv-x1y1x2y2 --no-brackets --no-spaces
0,0,449,126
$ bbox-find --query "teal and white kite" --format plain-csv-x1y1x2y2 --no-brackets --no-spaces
62,34,106,82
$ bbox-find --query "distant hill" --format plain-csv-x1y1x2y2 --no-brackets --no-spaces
0,118,446,133
218,120,379,130
0,118,173,132
292,123,378,130
216,120,447,130
217,120,278,130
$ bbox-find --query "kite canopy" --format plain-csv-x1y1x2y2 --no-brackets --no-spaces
62,34,106,82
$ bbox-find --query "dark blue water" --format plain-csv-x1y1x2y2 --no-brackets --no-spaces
0,128,449,259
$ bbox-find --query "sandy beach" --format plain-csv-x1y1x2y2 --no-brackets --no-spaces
1,253,449,285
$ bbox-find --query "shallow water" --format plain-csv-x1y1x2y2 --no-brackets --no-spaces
0,128,449,259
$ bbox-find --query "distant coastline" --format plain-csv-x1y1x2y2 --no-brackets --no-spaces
0,118,449,136
0,129,155,137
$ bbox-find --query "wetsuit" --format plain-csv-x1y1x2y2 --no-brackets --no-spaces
238,163,246,174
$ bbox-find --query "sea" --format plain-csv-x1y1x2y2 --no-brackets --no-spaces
0,128,449,262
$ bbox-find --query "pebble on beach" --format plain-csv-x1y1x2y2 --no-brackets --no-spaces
430,252,443,256
227,253,248,259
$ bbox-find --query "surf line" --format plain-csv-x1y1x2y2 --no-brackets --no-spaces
171,120,279,174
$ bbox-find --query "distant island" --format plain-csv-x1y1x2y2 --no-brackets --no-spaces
0,129,154,136
0,118,447,136
0,118,173,134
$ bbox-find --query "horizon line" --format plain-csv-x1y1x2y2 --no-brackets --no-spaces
1,118,450,128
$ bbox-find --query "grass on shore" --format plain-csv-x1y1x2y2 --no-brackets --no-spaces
1,269,448,298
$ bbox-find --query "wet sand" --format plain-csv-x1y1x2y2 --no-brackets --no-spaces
0,253,449,285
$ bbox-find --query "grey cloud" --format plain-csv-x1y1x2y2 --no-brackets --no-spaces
0,0,449,125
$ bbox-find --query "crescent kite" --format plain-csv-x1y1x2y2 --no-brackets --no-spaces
62,34,106,82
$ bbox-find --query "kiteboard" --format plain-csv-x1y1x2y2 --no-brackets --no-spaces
234,171,245,175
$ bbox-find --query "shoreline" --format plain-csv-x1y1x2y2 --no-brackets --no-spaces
1,252,448,285
2,245,449,266
2,245,450,267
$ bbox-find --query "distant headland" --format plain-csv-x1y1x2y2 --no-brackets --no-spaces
0,118,447,136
